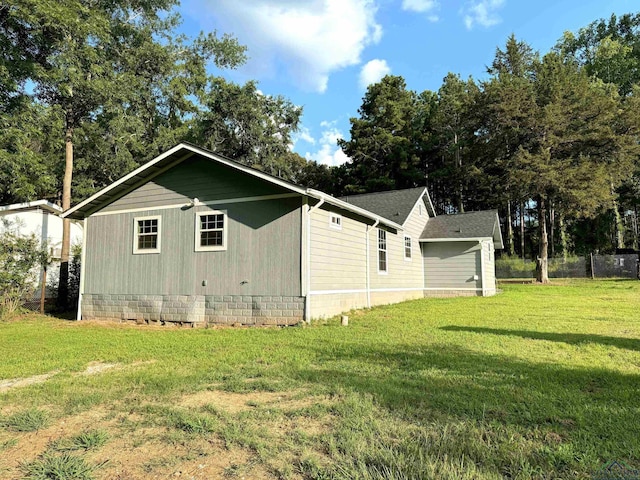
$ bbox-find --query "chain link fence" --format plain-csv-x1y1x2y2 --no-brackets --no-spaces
497,254,640,279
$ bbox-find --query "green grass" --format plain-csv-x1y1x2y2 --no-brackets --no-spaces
1,279,640,479
51,430,109,452
1,409,49,432
21,453,102,480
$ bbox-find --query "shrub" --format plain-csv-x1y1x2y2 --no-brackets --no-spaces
0,219,49,318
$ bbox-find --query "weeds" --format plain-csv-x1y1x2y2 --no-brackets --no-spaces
1,408,48,432
22,453,104,480
51,430,109,451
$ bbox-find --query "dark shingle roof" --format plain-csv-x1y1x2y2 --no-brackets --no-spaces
421,210,503,248
339,187,427,225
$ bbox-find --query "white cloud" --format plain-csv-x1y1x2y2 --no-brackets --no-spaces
462,0,505,29
402,0,439,20
359,59,391,89
291,126,316,150
305,122,350,166
195,0,382,93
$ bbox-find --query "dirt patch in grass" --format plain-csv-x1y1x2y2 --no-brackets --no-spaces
179,389,330,414
0,372,59,393
0,407,111,476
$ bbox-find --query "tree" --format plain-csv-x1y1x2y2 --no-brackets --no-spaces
190,78,302,177
505,53,631,282
338,75,424,194
1,0,246,309
480,35,539,257
431,73,480,213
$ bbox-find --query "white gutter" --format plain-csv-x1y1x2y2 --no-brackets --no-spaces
366,219,379,308
306,188,403,231
305,197,325,323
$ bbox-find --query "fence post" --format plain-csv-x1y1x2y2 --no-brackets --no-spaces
39,267,47,314
590,253,595,280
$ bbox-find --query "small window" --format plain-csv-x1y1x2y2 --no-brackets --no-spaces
133,216,161,254
378,229,387,273
404,235,412,260
419,203,423,216
329,212,342,230
195,211,227,251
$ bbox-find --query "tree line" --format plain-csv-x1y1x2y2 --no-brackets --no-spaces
337,15,640,282
1,3,639,287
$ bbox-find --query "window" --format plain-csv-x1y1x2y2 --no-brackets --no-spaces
418,203,423,216
329,212,342,230
404,235,412,260
378,229,387,273
133,216,161,254
195,211,227,251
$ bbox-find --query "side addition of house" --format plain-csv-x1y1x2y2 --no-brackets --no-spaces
62,143,503,325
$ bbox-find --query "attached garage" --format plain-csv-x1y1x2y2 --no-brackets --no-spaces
420,211,503,297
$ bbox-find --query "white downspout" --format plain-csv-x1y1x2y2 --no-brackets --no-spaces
305,197,325,322
76,217,88,320
366,219,379,308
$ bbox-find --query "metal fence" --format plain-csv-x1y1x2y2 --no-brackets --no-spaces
496,254,640,279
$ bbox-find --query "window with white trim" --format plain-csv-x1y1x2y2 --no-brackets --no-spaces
378,229,387,273
195,211,227,251
404,235,412,260
329,212,342,230
133,216,161,254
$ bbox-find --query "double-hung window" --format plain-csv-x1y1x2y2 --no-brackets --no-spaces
404,235,412,261
133,216,161,254
195,211,227,251
378,229,387,273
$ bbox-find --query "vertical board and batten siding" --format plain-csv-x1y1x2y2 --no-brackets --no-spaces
84,156,302,300
422,241,482,294
85,197,301,296
99,156,288,213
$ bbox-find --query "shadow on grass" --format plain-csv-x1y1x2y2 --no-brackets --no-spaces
440,325,640,351
292,340,639,463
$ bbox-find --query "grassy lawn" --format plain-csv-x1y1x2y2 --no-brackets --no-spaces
1,279,639,479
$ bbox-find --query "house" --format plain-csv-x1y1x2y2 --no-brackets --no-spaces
0,200,84,302
62,143,503,325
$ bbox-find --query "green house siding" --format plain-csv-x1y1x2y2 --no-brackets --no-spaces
99,156,290,214
85,197,302,297
81,156,304,325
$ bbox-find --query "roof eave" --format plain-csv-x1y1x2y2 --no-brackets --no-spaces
306,188,403,230
0,200,62,215
61,143,309,219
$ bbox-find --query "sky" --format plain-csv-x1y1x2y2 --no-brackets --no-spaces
178,0,639,167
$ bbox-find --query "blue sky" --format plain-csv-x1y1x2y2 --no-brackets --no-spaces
178,0,638,166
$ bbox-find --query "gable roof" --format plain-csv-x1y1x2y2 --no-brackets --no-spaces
61,143,403,230
0,200,62,215
339,187,436,225
420,210,504,248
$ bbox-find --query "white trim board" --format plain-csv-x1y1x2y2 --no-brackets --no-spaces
90,193,299,217
310,287,426,295
419,237,491,243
